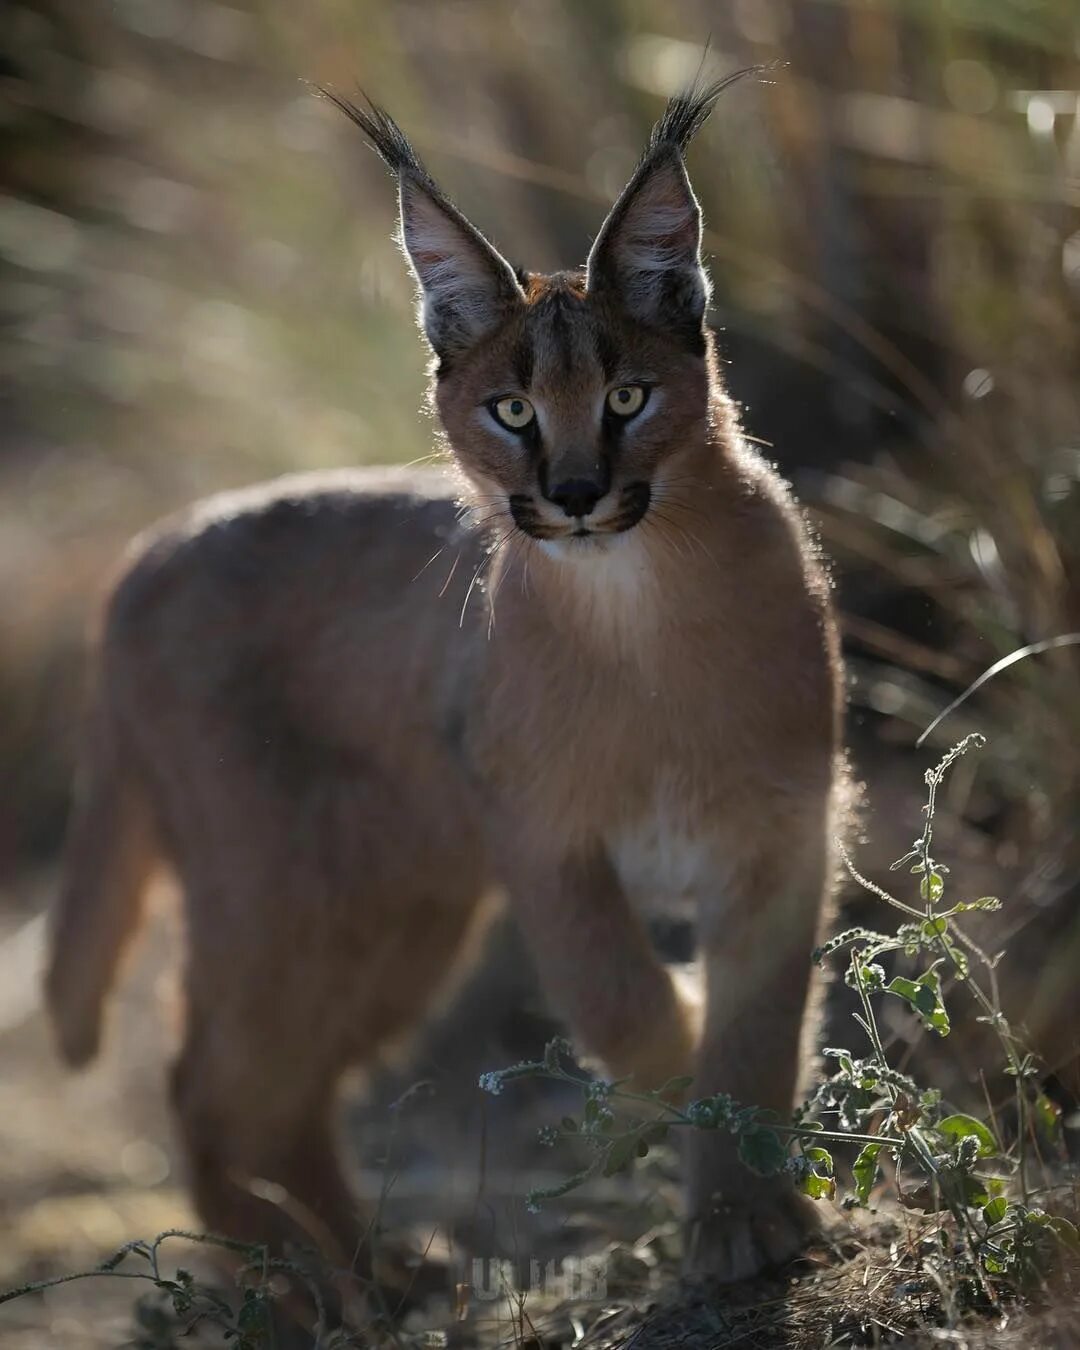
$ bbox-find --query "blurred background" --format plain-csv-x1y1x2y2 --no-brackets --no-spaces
1,0,1079,1344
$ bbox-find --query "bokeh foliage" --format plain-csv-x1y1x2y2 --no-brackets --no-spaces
1,0,1078,901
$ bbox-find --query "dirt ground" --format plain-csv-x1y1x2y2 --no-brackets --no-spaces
0,871,674,1348
2,747,1077,1349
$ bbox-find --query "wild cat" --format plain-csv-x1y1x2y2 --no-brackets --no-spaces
46,75,843,1286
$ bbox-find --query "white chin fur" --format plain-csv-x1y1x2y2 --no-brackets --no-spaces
536,527,643,560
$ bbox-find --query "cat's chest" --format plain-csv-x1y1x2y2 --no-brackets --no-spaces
606,777,720,905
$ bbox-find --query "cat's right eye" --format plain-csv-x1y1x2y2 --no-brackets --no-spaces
491,396,535,431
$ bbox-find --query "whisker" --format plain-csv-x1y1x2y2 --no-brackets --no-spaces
644,507,691,562
460,527,515,629
649,491,713,525
411,546,445,583
438,550,462,598
487,529,527,637
460,509,510,532
400,449,450,470
521,538,534,598
459,553,491,628
648,507,722,573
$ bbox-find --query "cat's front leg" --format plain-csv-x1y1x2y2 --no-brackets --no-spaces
684,806,833,1282
502,839,701,1091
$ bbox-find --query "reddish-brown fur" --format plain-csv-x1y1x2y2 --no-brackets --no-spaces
46,81,844,1291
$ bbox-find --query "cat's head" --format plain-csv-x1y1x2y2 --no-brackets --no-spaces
325,74,757,546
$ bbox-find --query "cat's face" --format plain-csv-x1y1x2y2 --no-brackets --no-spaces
433,267,711,545
323,85,733,547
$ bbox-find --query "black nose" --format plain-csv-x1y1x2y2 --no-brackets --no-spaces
547,478,604,518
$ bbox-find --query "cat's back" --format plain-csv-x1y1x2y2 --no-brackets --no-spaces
98,464,486,720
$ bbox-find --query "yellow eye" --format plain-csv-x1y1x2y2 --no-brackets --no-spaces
492,396,535,430
607,385,646,417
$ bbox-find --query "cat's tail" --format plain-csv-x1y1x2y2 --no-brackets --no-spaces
44,671,158,1068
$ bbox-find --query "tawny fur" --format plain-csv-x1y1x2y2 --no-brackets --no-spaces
46,78,844,1291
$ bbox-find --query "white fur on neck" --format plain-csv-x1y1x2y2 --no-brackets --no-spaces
536,528,660,655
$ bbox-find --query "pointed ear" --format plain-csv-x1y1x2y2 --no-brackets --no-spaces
586,146,709,336
397,176,524,359
317,88,524,359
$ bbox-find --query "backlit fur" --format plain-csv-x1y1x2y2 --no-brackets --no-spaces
47,73,844,1295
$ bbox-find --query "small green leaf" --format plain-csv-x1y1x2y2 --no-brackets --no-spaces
861,962,886,991
944,940,970,977
799,1170,836,1200
1033,1092,1062,1139
852,1142,883,1205
657,1074,695,1096
960,1174,992,1207
886,971,950,1035
922,916,948,938
920,871,945,904
737,1127,788,1177
804,1145,833,1171
602,1133,640,1177
983,1197,1008,1225
561,1116,578,1133
951,896,1002,914
1047,1217,1080,1252
937,1113,996,1158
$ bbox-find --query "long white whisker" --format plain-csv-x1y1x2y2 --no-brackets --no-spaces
487,529,526,637
460,527,515,629
412,546,445,583
438,550,462,598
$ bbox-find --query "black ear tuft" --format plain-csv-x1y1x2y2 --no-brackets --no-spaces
647,65,768,157
586,65,769,339
315,87,434,186
318,85,525,358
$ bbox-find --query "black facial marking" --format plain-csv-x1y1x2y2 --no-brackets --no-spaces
613,481,651,532
594,328,621,382
547,291,576,376
508,493,555,540
510,335,534,390
523,413,542,457
600,406,625,459
536,453,550,499
530,281,588,379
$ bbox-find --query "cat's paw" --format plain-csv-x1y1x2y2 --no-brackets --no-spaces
685,1187,822,1284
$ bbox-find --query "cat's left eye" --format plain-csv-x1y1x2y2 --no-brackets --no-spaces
607,385,647,417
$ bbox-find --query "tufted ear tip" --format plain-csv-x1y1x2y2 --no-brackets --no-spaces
321,86,524,358
585,68,763,335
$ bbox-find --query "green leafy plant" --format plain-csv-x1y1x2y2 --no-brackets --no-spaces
0,1229,322,1348
480,735,1079,1308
